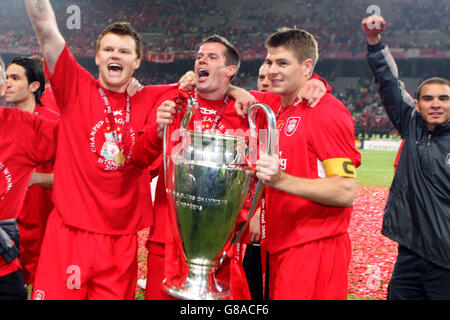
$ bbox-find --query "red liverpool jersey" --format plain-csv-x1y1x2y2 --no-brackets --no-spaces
257,92,361,254
46,45,173,235
0,107,57,275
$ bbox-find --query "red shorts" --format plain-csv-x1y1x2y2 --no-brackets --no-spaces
144,241,175,300
269,232,351,300
32,210,138,300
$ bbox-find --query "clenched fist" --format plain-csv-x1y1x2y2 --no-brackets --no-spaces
362,15,386,45
156,100,181,138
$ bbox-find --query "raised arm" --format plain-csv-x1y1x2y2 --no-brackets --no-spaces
362,15,416,136
25,0,65,74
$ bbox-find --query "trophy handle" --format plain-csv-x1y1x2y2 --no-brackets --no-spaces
163,97,196,186
230,103,277,245
163,125,169,185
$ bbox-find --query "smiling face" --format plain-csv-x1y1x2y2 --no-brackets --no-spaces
265,46,312,106
414,83,450,131
257,63,272,92
95,32,141,92
194,42,237,99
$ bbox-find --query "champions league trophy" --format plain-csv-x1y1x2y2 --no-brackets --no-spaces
162,98,276,300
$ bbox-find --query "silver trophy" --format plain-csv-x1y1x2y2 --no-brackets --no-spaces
162,101,276,300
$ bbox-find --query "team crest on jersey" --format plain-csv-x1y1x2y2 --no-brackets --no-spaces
446,153,450,167
100,132,122,161
89,118,136,171
285,117,301,136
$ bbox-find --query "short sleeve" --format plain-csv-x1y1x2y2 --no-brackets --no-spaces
310,95,361,169
45,45,94,113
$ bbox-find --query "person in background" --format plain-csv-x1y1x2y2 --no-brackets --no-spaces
25,0,173,299
363,15,449,300
5,56,59,289
0,57,58,299
242,62,273,300
132,33,328,300
251,27,360,299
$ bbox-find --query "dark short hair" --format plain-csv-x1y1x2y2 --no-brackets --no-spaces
417,77,450,99
265,27,319,68
96,22,143,59
200,34,241,71
29,55,44,69
10,56,45,105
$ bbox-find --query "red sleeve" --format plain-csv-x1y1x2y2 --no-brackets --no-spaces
0,107,58,166
309,95,361,168
132,126,162,168
40,87,60,115
249,90,280,109
31,116,58,165
132,87,180,168
310,73,332,93
44,45,94,113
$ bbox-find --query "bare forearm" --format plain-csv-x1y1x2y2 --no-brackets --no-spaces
25,0,65,73
228,85,257,118
29,172,54,189
272,173,356,207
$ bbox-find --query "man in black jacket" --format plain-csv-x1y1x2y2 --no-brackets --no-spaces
362,15,449,300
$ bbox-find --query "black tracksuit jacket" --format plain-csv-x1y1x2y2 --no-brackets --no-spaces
367,40,450,269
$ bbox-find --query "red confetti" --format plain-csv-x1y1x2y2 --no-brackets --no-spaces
135,186,397,300
135,227,149,299
348,186,397,300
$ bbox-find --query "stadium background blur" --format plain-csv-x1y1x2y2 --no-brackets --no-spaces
0,0,448,140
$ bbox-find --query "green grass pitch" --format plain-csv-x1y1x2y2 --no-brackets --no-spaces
356,150,398,188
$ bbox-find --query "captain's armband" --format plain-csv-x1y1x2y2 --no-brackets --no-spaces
322,158,357,178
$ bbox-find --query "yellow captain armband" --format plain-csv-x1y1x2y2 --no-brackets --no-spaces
322,158,357,178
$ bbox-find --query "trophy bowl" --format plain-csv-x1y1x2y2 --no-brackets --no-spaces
162,103,276,300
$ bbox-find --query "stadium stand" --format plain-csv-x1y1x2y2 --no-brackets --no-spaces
0,0,448,137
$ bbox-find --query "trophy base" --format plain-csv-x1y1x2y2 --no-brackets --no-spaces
162,263,230,300
163,283,229,300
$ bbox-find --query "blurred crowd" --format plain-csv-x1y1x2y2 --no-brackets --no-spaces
0,0,448,55
338,78,398,139
1,0,447,138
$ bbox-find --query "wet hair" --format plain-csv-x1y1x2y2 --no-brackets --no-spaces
417,77,450,99
96,22,143,59
200,34,241,71
10,56,45,105
265,27,319,68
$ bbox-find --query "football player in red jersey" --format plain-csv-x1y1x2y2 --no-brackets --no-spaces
5,56,59,288
25,0,173,299
134,34,329,300
0,56,58,298
253,28,361,299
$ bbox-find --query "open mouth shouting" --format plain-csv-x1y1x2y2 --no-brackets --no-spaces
197,68,210,82
107,63,123,76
